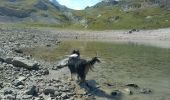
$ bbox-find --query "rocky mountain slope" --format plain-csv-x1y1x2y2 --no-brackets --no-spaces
0,0,170,29
0,0,76,24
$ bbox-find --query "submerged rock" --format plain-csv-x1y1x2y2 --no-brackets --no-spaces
111,90,121,96
140,88,152,94
122,88,133,95
125,83,139,88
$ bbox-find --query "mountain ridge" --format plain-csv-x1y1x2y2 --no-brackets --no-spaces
0,0,170,29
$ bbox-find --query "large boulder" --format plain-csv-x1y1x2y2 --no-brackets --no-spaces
25,85,39,96
6,57,39,70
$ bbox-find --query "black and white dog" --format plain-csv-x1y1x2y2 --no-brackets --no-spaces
67,50,100,83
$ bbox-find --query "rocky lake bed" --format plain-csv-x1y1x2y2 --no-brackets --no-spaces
0,27,170,100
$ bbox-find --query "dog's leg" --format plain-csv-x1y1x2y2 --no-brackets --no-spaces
80,75,86,83
77,75,80,81
68,73,74,81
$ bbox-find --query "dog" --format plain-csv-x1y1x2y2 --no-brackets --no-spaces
67,50,100,83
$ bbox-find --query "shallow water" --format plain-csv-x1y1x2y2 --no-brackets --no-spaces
24,40,170,100
87,61,170,100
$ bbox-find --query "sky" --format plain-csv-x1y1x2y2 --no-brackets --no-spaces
56,0,101,10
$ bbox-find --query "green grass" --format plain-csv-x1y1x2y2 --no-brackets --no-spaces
84,6,170,30
1,0,170,30
23,41,170,74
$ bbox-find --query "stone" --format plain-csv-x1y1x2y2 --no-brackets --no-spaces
125,83,139,88
10,57,39,70
4,89,13,95
13,79,24,87
17,76,27,81
17,85,24,89
61,93,68,99
54,91,61,96
43,86,56,95
61,86,70,92
22,95,33,99
41,69,49,75
67,92,75,97
5,95,16,100
140,88,152,94
5,58,13,64
13,80,24,86
25,85,38,96
111,90,121,96
0,82,3,88
0,65,3,70
122,88,133,95
14,49,23,54
0,57,4,63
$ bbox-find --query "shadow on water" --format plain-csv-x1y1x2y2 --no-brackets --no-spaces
79,80,122,100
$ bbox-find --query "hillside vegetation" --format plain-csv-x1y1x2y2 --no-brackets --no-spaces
0,0,170,30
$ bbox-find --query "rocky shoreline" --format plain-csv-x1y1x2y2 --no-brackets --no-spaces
0,28,167,100
0,28,97,99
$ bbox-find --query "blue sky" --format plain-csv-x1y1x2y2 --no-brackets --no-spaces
56,0,101,10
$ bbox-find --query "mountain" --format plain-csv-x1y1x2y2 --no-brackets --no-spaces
72,0,170,29
0,0,170,29
0,0,76,25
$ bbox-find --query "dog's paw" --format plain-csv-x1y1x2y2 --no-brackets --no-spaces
68,78,73,81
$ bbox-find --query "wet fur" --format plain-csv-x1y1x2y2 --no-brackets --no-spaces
68,57,100,83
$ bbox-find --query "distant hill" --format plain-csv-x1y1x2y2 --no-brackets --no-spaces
0,0,170,29
0,0,77,24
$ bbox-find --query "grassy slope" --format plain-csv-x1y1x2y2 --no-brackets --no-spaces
83,6,170,30
0,0,71,27
0,0,170,30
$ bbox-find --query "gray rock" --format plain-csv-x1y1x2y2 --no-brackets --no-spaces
22,95,33,99
11,57,39,70
4,89,13,95
0,57,4,63
125,83,139,88
54,91,61,96
0,65,3,70
111,90,121,96
61,93,68,99
25,85,38,96
17,85,24,89
140,88,152,94
121,88,133,95
17,76,27,81
61,86,70,92
5,94,16,100
67,92,75,97
14,49,23,54
41,69,49,75
13,79,24,87
0,82,3,88
5,58,13,64
43,86,56,95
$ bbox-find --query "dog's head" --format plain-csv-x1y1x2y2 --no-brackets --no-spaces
71,49,80,56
